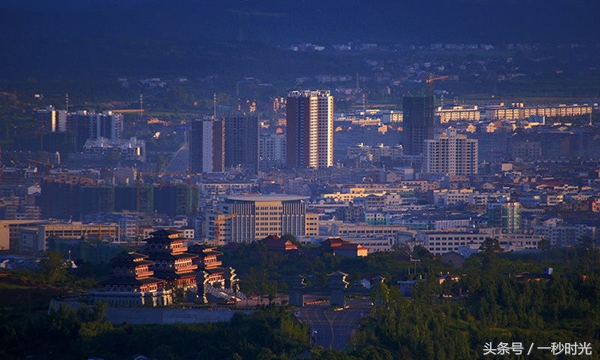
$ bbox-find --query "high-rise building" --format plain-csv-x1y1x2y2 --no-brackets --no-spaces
189,118,224,173
224,113,259,173
286,90,334,169
259,133,286,167
67,111,94,151
36,106,67,134
424,128,478,176
91,111,123,140
403,95,435,155
66,110,123,151
153,184,200,217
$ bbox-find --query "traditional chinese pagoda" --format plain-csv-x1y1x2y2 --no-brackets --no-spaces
144,229,199,290
188,244,226,286
89,251,171,307
187,243,242,303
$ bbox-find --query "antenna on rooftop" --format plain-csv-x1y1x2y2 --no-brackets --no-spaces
139,93,144,120
213,93,217,120
362,93,366,112
65,93,69,112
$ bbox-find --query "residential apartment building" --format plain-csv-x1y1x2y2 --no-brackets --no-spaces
286,90,334,169
189,118,225,173
0,220,49,252
83,137,146,162
323,221,407,239
260,133,286,165
534,224,597,247
512,141,542,159
224,113,260,173
36,105,67,134
346,144,403,162
487,201,521,233
424,128,478,176
90,111,124,140
433,189,510,206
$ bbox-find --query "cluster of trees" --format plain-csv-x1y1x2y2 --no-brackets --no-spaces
0,300,309,360
301,258,600,360
224,237,450,297
308,238,599,360
221,237,600,359
346,271,600,359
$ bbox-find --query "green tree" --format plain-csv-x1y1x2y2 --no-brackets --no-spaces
371,281,390,307
479,237,503,268
538,237,551,251
576,235,600,271
412,245,433,260
39,250,69,284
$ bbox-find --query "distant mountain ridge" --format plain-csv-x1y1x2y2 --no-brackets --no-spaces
0,0,598,86
1,0,598,44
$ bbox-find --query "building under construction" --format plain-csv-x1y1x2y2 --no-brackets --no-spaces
40,177,200,220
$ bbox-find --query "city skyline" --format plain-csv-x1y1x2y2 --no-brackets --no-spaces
0,1,600,358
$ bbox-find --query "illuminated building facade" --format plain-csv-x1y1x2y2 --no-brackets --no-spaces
286,90,334,169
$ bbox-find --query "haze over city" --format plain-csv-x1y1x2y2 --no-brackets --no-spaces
0,1,599,359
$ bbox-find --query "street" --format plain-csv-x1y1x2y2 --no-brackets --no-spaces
294,298,372,351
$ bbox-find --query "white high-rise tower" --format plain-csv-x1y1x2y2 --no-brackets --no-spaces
286,90,334,169
424,128,478,176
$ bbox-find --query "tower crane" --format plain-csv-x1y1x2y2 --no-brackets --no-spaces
426,75,449,94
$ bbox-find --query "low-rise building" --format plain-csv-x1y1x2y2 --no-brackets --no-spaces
20,221,120,252
320,237,368,258
417,228,542,255
534,224,597,247
258,234,299,252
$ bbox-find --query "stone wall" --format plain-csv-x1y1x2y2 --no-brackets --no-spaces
49,300,252,325
104,307,252,324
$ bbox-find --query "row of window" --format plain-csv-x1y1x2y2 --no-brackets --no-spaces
256,206,283,211
431,247,457,253
340,229,397,234
429,236,486,241
430,242,470,246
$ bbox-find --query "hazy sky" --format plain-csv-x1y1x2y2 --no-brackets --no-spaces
1,0,598,44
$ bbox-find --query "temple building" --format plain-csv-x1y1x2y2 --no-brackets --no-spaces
187,243,242,303
258,234,299,253
91,229,244,306
320,237,369,258
89,251,172,307
188,244,226,286
144,229,199,290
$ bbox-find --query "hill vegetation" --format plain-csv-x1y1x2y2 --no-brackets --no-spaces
1,242,599,359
